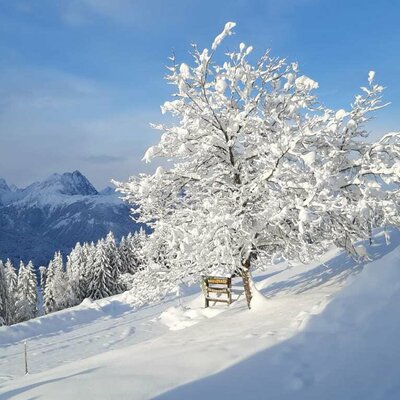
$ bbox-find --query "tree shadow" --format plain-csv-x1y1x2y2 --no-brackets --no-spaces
260,229,399,297
251,270,284,284
0,368,99,400
155,230,400,400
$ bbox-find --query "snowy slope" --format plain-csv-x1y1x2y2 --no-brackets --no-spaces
0,230,399,400
0,171,141,266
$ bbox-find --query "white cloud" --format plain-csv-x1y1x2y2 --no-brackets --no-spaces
0,68,103,113
60,0,138,26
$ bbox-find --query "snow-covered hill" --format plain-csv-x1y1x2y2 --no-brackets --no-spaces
0,230,399,400
0,171,141,267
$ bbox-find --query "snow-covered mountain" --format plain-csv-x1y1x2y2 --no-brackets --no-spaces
0,171,141,267
0,178,10,193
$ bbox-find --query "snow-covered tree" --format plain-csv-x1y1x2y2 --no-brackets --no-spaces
84,241,96,272
43,261,55,314
39,266,47,293
116,22,400,308
87,240,114,300
0,261,9,325
4,259,18,324
104,231,123,294
131,228,147,272
66,242,88,305
120,229,147,276
15,261,38,322
119,235,132,274
118,231,146,291
43,252,68,314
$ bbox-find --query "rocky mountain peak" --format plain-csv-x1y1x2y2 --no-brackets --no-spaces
0,178,10,193
26,171,98,196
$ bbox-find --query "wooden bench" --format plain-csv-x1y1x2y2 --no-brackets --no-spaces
202,276,232,307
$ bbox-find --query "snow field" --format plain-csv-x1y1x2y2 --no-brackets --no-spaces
158,243,400,400
0,230,399,399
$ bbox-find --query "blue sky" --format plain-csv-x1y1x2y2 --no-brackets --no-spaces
0,0,399,189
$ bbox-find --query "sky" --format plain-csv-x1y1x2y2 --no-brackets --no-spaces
0,0,399,189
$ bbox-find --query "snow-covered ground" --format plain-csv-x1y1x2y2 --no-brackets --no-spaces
0,230,399,400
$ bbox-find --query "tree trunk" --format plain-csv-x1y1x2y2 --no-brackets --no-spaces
242,258,252,309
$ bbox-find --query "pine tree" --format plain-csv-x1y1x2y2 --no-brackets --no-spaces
105,231,123,294
43,252,69,313
39,266,47,294
66,247,75,302
15,261,38,323
4,259,18,325
83,242,96,296
66,243,88,305
55,252,69,310
126,232,137,273
86,242,96,271
87,240,114,300
119,230,147,277
76,242,88,299
43,260,56,314
118,236,130,274
0,261,9,326
130,228,147,272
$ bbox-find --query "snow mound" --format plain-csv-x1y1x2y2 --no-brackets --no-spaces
160,305,225,331
0,296,133,347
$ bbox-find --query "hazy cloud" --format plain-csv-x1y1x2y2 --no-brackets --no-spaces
84,155,127,164
0,66,160,188
60,0,138,26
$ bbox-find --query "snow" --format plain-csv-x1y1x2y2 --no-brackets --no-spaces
335,108,347,120
368,70,376,84
179,63,191,79
211,21,236,50
0,230,399,399
294,75,319,91
215,77,227,93
302,151,316,166
158,238,400,400
159,304,225,331
0,179,10,194
1,171,123,211
21,171,97,198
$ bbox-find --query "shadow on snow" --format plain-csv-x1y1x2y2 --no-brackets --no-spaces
260,228,399,297
0,368,100,400
155,229,400,400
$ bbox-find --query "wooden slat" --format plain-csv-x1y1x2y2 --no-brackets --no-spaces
206,277,230,285
205,297,230,303
206,287,229,294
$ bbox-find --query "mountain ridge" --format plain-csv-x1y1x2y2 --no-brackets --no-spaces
0,171,140,267
23,170,98,197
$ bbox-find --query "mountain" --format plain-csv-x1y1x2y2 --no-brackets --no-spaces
0,171,142,267
0,178,14,206
23,170,98,197
0,178,10,193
